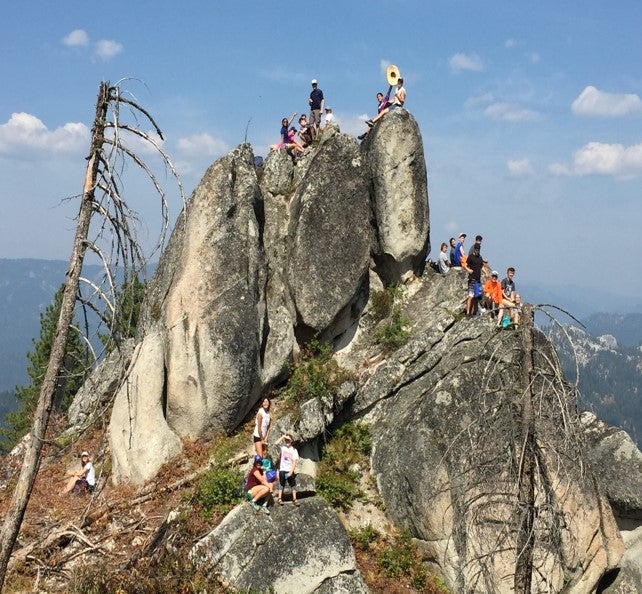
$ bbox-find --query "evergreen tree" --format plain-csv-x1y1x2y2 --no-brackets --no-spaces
99,273,146,350
0,286,87,453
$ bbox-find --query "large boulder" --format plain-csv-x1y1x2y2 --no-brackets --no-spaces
287,133,371,342
109,331,182,484
190,497,367,593
347,272,623,593
361,109,429,283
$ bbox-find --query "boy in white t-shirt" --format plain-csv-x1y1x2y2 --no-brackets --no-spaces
275,434,300,507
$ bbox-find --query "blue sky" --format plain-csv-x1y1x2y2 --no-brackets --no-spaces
1,1,641,307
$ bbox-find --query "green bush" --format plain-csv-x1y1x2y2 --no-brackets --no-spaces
349,524,380,550
375,307,410,352
317,422,372,511
371,288,393,320
279,338,353,406
195,466,243,513
377,530,433,589
316,469,361,511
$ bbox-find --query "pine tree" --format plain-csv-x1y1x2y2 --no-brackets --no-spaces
0,285,87,453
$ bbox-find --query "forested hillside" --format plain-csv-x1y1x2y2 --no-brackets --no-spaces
549,324,642,445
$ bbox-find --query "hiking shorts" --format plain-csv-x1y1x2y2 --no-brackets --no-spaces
278,471,296,490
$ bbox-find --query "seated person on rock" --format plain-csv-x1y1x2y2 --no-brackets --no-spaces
498,267,517,327
246,454,273,514
367,78,406,126
358,92,390,140
61,451,96,495
438,242,451,274
298,115,314,148
482,270,502,317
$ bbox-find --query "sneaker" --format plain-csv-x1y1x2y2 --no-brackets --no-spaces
250,501,261,511
260,504,270,515
357,133,367,140
293,501,301,507
366,120,374,127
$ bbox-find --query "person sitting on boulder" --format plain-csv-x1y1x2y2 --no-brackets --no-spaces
438,242,451,274
366,77,406,126
498,267,517,327
245,454,273,514
275,434,300,507
482,271,502,317
298,114,313,148
61,451,96,495
358,92,390,140
269,112,300,155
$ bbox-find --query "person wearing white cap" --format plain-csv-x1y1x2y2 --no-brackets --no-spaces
61,450,96,495
308,79,324,137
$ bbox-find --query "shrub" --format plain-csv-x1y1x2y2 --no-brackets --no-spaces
375,307,410,352
316,422,371,511
349,524,380,550
195,466,243,514
377,530,433,590
279,338,353,406
373,284,411,353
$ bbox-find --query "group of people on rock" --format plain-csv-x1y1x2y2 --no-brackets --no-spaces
430,233,521,327
246,397,300,514
270,79,334,158
270,74,408,156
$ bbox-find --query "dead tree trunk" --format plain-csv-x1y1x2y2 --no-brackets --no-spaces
0,82,110,590
514,304,536,594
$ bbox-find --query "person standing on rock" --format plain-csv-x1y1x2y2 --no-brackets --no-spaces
275,434,300,507
465,244,484,317
309,79,325,137
253,397,271,457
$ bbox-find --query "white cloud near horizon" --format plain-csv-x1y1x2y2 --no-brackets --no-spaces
572,86,642,117
449,53,484,72
63,29,89,47
95,39,123,61
464,92,494,109
176,133,229,157
0,113,88,159
505,39,517,49
507,158,534,176
549,141,642,177
484,102,541,122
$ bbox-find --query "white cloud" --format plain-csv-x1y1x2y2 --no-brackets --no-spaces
95,39,123,61
505,39,517,49
449,53,484,73
176,133,228,157
464,92,494,108
529,52,540,64
0,112,88,159
572,86,642,117
549,141,642,178
507,158,534,176
63,29,89,47
484,102,541,122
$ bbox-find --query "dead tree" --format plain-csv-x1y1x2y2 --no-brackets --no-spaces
0,80,182,590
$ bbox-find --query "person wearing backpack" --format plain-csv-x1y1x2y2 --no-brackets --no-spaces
245,455,273,514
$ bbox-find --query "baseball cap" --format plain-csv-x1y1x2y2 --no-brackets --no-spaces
81,451,89,457
491,270,499,277
311,79,317,84
459,233,466,239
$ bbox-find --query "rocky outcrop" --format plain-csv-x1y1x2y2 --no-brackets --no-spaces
67,339,134,428
287,132,371,342
361,109,429,283
109,121,430,484
190,497,367,594
581,412,642,594
339,270,625,593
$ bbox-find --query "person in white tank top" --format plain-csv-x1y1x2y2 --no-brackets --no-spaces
253,397,271,457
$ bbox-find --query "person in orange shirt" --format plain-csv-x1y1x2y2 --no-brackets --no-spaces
482,271,503,318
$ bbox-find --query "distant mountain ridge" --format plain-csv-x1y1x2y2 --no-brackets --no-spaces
0,259,102,391
581,312,642,348
548,323,642,446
